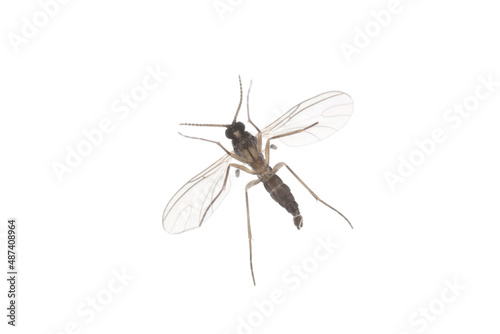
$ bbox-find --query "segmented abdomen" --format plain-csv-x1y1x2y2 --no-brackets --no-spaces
263,174,303,229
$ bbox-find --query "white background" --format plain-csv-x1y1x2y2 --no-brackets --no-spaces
1,0,499,333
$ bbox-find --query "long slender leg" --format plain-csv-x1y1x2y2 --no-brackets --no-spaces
201,159,261,285
256,132,263,153
264,122,318,163
200,163,256,226
245,179,261,286
178,132,246,164
245,80,263,152
270,162,353,229
246,80,261,133
230,164,255,175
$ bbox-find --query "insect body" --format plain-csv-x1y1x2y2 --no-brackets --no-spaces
163,77,354,285
227,121,303,229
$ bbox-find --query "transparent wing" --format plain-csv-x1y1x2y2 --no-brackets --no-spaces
262,91,353,146
162,154,232,234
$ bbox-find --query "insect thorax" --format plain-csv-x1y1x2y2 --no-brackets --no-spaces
232,131,257,157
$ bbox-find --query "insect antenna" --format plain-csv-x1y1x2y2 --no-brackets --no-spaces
179,123,230,127
231,75,243,124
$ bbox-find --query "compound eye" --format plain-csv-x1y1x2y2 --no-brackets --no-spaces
236,122,245,132
225,127,233,139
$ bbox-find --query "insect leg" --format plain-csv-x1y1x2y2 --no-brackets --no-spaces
235,164,258,177
245,178,261,286
245,80,264,152
200,163,256,226
270,162,353,229
178,132,246,163
246,80,261,133
231,164,255,175
264,122,318,164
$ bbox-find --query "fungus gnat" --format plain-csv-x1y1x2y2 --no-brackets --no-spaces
163,77,354,285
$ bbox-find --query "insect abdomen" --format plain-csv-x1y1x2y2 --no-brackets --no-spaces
263,174,303,229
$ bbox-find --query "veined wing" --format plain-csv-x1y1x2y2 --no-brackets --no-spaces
262,91,353,146
163,154,232,234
